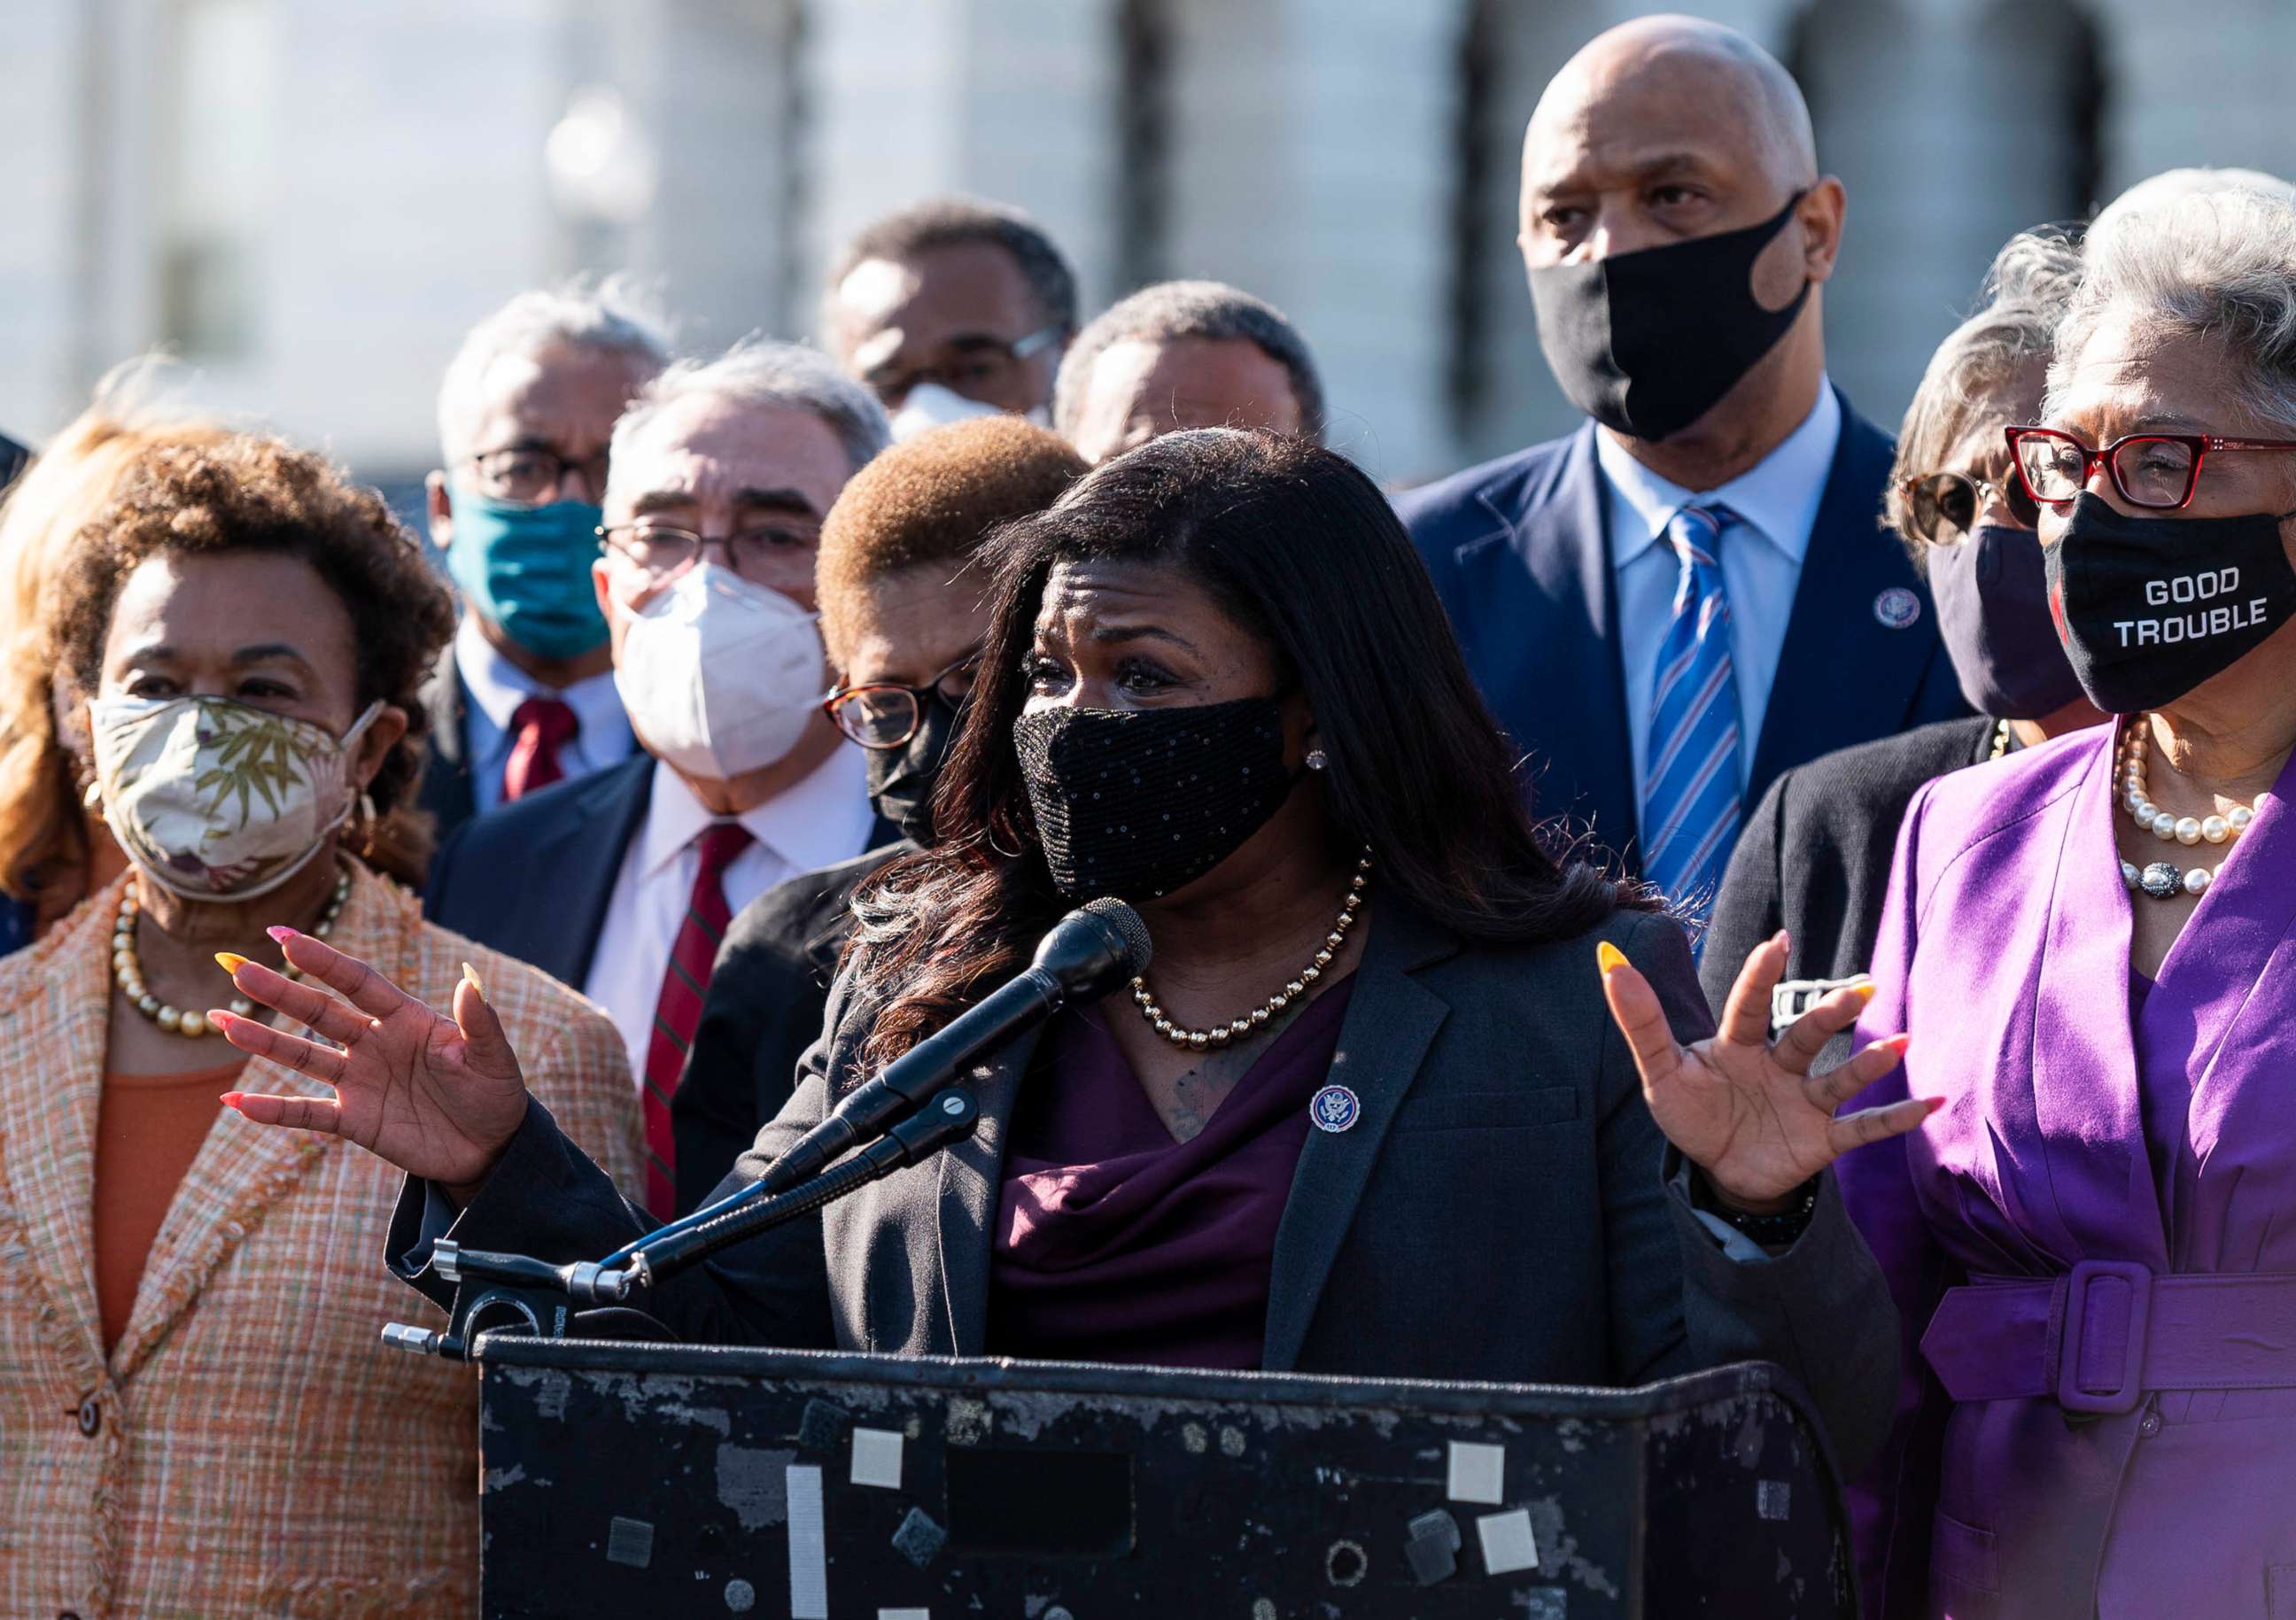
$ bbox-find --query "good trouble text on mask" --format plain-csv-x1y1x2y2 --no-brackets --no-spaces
2116,563,2269,647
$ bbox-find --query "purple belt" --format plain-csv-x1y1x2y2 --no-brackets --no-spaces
1922,1260,2296,1415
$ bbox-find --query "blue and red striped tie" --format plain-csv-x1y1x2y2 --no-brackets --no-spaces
1641,504,1744,940
640,821,752,1218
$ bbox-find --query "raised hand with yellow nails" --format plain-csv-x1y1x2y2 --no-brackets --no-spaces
1598,930,1938,1214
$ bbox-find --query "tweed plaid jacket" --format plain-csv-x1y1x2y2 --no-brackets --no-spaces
0,864,642,1618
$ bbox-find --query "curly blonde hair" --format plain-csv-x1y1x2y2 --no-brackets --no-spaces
0,395,229,903
49,431,456,888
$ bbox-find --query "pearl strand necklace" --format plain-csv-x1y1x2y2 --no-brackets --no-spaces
112,866,351,1037
1131,849,1370,1050
2118,718,2253,900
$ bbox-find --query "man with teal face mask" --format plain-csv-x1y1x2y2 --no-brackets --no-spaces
419,280,671,839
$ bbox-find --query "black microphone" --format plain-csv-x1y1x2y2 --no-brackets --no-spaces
745,897,1152,1198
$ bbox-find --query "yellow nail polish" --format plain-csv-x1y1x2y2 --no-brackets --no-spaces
1596,940,1630,976
1850,980,1879,1004
462,961,488,1002
214,952,250,975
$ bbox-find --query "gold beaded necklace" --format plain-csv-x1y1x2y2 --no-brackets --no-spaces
1130,849,1370,1050
112,865,351,1038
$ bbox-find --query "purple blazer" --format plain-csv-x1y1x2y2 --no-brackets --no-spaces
1838,724,2296,1617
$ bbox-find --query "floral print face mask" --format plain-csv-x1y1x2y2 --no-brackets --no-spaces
89,695,383,901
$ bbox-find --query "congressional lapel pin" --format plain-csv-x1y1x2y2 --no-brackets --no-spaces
1873,586,1922,630
1310,1084,1361,1133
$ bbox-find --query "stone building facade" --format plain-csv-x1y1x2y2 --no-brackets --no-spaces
2,0,2285,487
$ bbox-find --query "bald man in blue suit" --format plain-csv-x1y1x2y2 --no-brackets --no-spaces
1402,19,1964,908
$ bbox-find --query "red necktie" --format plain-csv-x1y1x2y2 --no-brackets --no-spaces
502,696,578,802
640,821,754,1217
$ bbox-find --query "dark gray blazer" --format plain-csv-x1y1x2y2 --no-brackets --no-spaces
670,841,912,1212
391,897,1900,1475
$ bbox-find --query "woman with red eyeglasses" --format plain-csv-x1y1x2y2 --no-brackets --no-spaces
1834,186,2296,1616
1701,228,2107,1051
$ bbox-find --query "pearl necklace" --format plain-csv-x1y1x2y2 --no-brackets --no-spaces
1131,850,1370,1050
112,867,351,1038
2118,719,2253,900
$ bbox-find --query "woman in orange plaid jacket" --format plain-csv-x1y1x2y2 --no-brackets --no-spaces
0,431,641,1617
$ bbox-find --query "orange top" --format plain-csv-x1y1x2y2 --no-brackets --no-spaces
92,1058,244,1351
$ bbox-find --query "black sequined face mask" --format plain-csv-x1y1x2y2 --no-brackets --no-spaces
1012,698,1298,902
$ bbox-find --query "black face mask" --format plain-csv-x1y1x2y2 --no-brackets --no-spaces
1528,193,1811,443
1013,698,1297,902
1928,523,2089,720
2046,492,2296,714
865,698,958,843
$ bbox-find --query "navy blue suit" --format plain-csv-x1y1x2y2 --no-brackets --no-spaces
423,753,902,994
1398,393,1967,872
423,752,655,988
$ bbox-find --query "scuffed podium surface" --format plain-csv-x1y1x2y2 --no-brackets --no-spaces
473,1334,1853,1618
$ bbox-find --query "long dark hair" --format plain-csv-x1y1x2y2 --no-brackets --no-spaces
848,429,1653,1066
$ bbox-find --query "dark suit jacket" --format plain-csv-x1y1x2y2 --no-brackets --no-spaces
415,640,477,844
392,898,1901,1477
422,752,655,989
1699,716,2001,1059
1398,394,1969,870
670,841,912,1212
0,432,27,491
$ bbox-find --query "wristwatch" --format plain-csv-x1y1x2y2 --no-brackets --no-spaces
1700,1172,1820,1247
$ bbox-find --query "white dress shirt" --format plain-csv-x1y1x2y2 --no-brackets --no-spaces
454,614,636,814
583,745,876,1087
1596,382,1842,813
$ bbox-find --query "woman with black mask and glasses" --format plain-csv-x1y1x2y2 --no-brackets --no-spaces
1825,188,2296,1618
211,429,1928,1481
668,415,1085,1210
1702,229,2106,1041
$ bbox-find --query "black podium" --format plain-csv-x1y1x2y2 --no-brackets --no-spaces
472,1334,1853,1617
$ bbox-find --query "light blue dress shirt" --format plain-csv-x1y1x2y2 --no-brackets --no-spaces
454,614,636,814
1596,382,1842,818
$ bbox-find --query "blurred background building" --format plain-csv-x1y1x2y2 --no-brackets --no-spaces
3,0,2288,494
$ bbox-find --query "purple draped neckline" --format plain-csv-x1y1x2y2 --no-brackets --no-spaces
987,974,1356,1369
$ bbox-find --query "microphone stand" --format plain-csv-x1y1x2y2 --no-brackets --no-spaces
383,1087,981,1362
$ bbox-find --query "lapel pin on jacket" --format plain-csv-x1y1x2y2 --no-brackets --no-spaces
1310,1084,1361,1133
1873,586,1922,630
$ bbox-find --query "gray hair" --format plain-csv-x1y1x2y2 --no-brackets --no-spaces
2051,189,2296,437
609,337,892,490
436,275,671,461
1052,280,1327,443
1885,228,2083,557
2089,166,2296,254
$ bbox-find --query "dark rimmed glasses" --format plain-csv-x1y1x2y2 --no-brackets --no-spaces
822,653,980,748
467,444,611,505
1899,469,2039,544
2005,425,2296,512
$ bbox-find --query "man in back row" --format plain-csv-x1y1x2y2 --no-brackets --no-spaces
825,196,1078,441
1054,279,1324,465
421,282,671,840
1401,15,1964,926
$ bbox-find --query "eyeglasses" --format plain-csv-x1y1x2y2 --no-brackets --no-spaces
467,445,611,505
821,654,980,748
2005,425,2296,512
597,523,818,579
1899,469,2039,544
865,325,1065,407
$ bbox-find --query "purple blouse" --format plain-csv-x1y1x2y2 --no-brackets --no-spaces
987,975,1356,1369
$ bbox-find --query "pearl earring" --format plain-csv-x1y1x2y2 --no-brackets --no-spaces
1305,748,1329,771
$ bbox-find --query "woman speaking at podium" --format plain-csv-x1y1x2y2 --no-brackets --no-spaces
215,429,1928,1474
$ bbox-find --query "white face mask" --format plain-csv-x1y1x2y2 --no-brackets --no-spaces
888,382,1051,443
612,564,826,780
